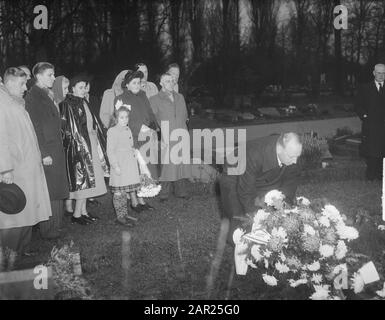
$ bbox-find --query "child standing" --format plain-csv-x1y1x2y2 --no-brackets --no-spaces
107,104,141,226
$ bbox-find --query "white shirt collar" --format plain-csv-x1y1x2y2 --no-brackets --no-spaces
375,81,384,89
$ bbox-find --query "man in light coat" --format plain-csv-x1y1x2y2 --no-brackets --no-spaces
0,67,52,254
149,73,192,201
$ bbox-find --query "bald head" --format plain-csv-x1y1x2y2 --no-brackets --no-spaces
277,133,303,166
373,64,385,83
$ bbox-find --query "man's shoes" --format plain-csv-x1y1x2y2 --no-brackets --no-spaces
71,216,91,225
115,217,134,227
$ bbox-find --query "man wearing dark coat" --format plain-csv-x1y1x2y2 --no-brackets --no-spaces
25,63,69,239
218,133,303,242
355,63,385,181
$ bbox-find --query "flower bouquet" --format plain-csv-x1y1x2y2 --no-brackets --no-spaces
135,149,161,198
231,190,378,300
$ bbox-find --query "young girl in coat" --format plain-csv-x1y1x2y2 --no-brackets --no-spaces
107,104,141,226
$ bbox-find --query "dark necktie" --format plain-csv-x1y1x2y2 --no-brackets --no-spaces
379,83,383,93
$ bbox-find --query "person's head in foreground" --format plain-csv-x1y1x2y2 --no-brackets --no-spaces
111,105,130,128
18,65,31,80
276,133,303,166
32,62,55,89
121,70,144,95
159,73,174,93
3,67,28,98
70,75,89,99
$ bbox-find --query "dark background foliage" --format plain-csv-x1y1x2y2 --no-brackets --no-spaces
0,0,384,102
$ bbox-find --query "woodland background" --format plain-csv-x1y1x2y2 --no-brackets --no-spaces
0,0,385,103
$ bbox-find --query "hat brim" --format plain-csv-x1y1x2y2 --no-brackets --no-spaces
0,182,27,215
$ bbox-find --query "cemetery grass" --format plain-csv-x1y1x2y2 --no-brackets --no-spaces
16,179,385,300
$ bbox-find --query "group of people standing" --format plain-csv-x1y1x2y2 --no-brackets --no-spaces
0,61,193,255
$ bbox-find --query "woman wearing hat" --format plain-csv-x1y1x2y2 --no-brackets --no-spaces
25,62,69,239
60,76,109,225
114,70,159,212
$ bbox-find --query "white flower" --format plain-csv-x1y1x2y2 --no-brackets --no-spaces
304,224,316,236
288,278,308,288
297,196,311,206
115,100,132,111
332,264,347,275
284,207,299,214
264,190,285,206
264,258,269,269
307,261,321,272
318,216,330,228
252,210,270,230
351,273,365,294
263,249,272,258
319,244,334,258
310,285,330,300
378,225,385,231
336,224,359,241
279,252,286,262
275,262,290,274
376,282,385,298
271,227,288,241
322,205,342,223
262,274,278,286
251,245,263,262
233,228,245,245
311,274,323,284
335,240,348,260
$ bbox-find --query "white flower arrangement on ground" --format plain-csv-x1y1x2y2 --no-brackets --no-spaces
135,149,161,198
233,189,368,300
137,174,162,198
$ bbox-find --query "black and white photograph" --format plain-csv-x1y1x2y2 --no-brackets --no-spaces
0,0,385,305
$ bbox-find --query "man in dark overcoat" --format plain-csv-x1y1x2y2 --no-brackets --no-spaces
355,63,385,181
25,63,69,239
218,133,303,242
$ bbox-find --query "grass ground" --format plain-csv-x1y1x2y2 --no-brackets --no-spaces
13,169,385,300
